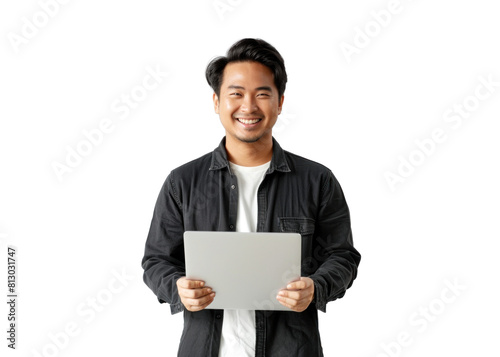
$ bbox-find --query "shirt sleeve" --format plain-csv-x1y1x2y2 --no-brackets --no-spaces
141,171,185,314
309,171,361,312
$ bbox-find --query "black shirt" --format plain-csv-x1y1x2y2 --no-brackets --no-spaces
142,137,361,357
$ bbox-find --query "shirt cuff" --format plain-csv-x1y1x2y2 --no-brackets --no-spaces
158,297,184,315
170,302,184,315
311,278,327,313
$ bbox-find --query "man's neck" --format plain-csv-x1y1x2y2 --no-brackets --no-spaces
225,135,273,167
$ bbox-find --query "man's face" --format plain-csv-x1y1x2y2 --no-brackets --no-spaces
213,61,284,144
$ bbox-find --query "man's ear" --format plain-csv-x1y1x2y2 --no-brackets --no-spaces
213,93,220,114
278,95,285,115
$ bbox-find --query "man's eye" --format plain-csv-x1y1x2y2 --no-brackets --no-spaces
230,93,242,96
257,93,270,97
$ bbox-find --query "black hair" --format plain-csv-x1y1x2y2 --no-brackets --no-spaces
205,38,287,98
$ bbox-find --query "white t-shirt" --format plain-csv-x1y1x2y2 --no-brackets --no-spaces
218,160,271,357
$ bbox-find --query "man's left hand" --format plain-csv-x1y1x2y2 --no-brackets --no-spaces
277,277,315,312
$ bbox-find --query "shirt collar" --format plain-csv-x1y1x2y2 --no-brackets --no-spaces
209,136,291,174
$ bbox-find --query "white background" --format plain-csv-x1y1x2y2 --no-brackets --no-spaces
1,0,499,356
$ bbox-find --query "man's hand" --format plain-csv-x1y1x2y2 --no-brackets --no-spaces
277,277,315,312
176,277,215,312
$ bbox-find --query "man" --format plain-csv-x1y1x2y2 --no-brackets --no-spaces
142,38,361,357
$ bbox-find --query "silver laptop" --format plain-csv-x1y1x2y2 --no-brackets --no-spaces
184,231,301,311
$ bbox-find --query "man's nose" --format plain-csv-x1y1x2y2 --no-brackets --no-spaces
240,95,258,112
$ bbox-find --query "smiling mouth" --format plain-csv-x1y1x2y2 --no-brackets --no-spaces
236,118,262,125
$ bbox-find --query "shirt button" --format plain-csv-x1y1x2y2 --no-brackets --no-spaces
229,225,234,230
216,314,222,319
231,184,236,190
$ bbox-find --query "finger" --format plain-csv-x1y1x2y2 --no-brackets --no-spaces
177,278,206,289
276,295,292,307
187,301,211,312
276,294,300,307
278,283,313,300
186,298,214,312
276,295,302,310
179,287,213,299
278,289,302,301
286,278,311,290
185,292,216,308
277,291,313,308
286,281,305,290
276,296,309,312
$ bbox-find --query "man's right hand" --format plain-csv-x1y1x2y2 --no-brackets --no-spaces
176,277,215,312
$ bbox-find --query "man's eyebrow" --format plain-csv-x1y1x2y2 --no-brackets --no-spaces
255,86,273,92
227,85,273,92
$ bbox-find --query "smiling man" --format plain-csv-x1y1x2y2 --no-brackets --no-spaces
142,38,361,357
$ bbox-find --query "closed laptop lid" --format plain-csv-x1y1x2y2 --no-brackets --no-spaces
184,231,301,310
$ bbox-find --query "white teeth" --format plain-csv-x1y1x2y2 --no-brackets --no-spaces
237,118,261,124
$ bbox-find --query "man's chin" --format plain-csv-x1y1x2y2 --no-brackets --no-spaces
237,137,261,143
226,130,272,145
234,134,265,144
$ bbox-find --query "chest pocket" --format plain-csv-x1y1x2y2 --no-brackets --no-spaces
278,217,316,275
